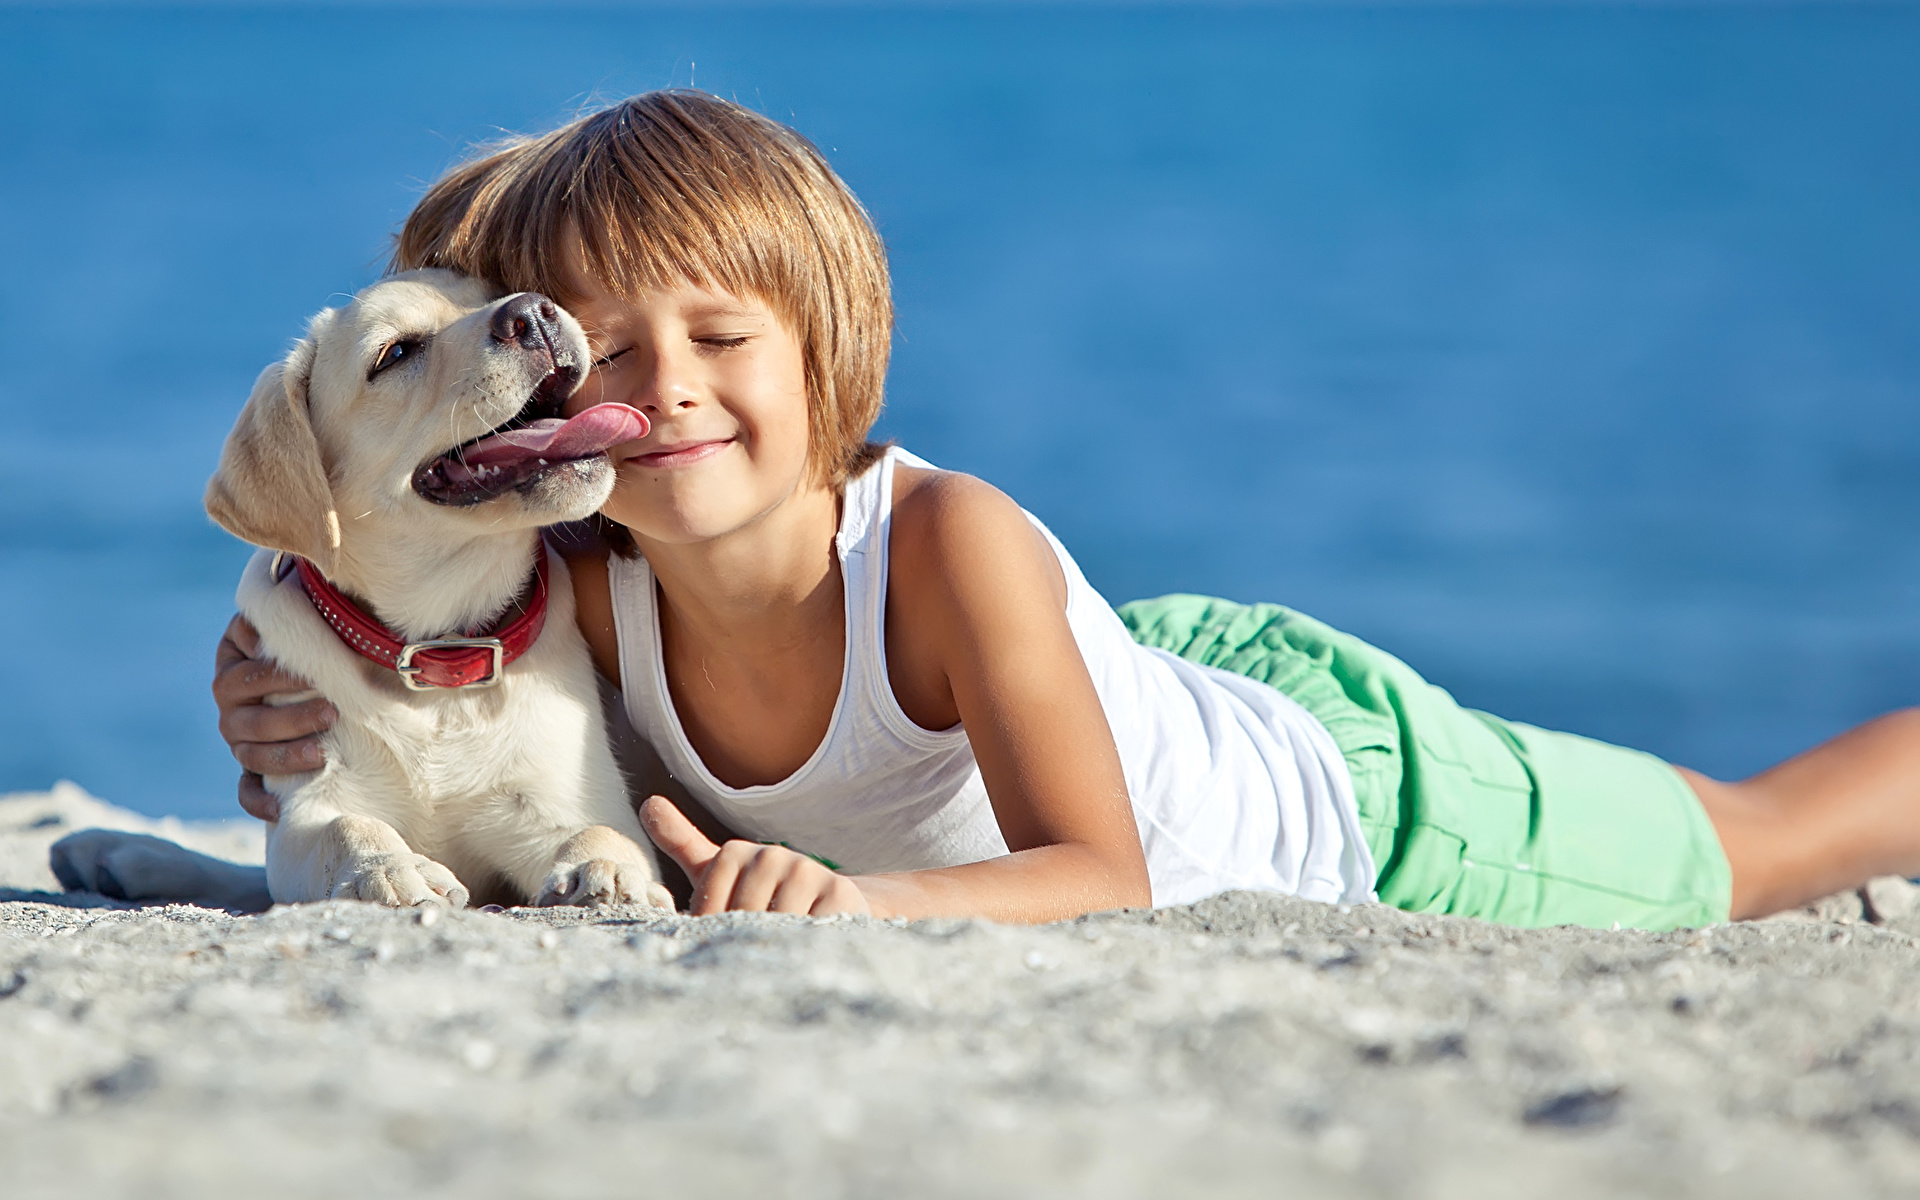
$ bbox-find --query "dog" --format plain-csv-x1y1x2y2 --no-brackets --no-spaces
60,270,673,911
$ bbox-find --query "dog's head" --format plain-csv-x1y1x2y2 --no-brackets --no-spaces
205,269,645,573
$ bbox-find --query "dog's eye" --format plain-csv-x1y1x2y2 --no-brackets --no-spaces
370,338,424,378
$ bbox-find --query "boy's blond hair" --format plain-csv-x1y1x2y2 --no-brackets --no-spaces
392,90,891,490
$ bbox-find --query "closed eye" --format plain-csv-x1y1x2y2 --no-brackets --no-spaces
591,347,632,370
370,336,427,379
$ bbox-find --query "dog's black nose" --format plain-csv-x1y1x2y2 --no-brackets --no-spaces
491,293,560,350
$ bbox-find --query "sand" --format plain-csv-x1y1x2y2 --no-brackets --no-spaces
3,784,1919,1199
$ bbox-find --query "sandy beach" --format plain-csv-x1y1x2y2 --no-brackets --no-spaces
3,784,1919,1199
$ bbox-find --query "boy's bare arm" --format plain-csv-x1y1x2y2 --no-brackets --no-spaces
871,469,1153,920
647,470,1153,923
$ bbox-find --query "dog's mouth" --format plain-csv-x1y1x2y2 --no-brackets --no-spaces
411,372,649,507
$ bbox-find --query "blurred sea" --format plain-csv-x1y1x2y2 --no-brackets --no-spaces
2,2,1918,820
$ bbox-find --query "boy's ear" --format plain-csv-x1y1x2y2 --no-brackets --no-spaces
204,332,341,576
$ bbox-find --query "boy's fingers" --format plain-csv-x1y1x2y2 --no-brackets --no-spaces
216,614,263,670
213,658,318,708
213,616,316,709
689,843,759,916
228,614,263,659
237,773,280,822
767,863,825,915
808,876,870,918
641,796,721,881
219,697,335,753
232,737,325,776
726,848,790,913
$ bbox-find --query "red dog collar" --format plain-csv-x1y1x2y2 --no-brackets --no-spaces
284,552,548,690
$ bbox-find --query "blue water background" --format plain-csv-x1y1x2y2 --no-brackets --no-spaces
2,2,1917,820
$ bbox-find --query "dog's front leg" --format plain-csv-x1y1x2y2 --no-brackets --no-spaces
322,814,471,908
533,826,673,910
270,808,469,909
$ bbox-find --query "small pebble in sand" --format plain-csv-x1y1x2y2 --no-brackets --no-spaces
460,1040,497,1072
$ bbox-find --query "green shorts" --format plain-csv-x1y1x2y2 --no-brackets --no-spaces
1119,594,1733,931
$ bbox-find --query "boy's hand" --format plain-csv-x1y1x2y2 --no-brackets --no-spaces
213,614,335,822
641,796,872,917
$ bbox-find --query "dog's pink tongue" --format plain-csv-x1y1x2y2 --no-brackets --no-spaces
461,404,649,467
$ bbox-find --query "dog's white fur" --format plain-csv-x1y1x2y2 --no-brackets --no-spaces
201,269,670,911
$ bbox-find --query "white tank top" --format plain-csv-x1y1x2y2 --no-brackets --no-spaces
611,448,1377,907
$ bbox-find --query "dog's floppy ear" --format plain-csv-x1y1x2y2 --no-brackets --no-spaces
204,330,342,575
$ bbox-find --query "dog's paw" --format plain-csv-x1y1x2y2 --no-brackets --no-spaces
330,852,469,909
536,859,672,909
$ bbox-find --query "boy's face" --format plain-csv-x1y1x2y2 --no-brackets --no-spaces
559,254,816,547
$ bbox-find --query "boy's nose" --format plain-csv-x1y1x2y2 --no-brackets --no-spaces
631,355,699,413
491,293,561,351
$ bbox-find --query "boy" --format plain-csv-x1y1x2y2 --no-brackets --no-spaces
216,91,1920,927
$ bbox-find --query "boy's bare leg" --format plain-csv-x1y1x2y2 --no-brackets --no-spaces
1681,708,1920,920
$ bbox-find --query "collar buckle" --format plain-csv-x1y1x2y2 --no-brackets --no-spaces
395,637,505,691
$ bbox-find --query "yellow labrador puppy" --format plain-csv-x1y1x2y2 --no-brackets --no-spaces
196,268,671,910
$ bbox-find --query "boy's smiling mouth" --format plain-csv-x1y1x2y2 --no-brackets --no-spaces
632,437,734,470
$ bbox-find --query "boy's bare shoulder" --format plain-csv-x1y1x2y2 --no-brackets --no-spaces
892,462,1008,514
888,464,1065,602
891,465,1024,545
